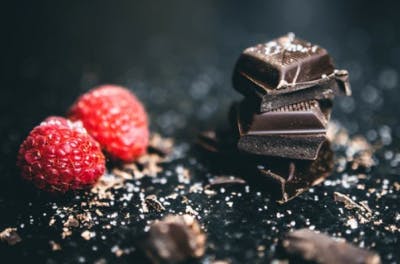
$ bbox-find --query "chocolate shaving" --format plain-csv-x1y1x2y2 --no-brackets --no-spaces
144,195,166,213
205,176,246,189
333,192,373,217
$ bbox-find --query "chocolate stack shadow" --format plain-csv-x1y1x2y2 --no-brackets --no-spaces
198,33,351,203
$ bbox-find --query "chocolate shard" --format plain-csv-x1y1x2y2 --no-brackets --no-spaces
232,33,351,99
236,99,330,160
144,215,206,263
256,141,333,203
278,229,381,264
205,176,247,190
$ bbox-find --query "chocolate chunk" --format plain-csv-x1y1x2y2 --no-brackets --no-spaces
232,33,351,102
236,99,330,160
239,99,328,135
197,128,334,203
238,134,326,160
256,141,333,203
144,215,206,263
278,229,381,264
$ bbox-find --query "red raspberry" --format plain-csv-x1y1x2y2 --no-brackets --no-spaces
68,85,149,162
17,117,106,193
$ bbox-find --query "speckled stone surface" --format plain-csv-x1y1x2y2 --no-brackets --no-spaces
1,0,399,263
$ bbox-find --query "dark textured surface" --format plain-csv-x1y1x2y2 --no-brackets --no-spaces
1,1,400,263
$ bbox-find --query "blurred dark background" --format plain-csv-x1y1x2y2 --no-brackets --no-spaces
1,0,400,262
2,0,400,138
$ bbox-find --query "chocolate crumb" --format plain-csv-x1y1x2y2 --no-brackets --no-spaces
49,240,61,251
144,214,206,263
144,195,166,212
333,192,372,216
63,215,79,228
81,230,94,240
0,228,21,245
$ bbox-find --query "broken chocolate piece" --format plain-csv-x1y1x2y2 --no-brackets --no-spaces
236,100,330,160
238,134,326,160
256,141,333,203
233,33,351,97
144,215,206,263
278,229,381,264
197,128,334,203
238,99,328,135
144,194,166,213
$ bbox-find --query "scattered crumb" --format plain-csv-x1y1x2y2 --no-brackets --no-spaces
81,230,94,240
144,195,166,213
0,228,21,245
49,240,62,251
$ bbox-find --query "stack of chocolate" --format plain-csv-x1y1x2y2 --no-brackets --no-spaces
232,33,351,160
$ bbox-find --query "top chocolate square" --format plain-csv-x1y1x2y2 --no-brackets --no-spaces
233,33,335,96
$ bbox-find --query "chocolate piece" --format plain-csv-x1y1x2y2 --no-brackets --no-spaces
236,99,330,160
260,77,342,112
256,141,333,203
144,215,206,263
238,134,326,160
239,99,328,135
197,128,334,203
233,33,351,97
278,229,381,264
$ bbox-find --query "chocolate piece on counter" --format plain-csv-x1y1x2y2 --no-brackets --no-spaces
144,215,206,263
256,141,333,203
278,229,381,264
232,33,351,98
236,99,330,160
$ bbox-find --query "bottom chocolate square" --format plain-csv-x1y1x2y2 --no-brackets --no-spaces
255,141,333,203
197,129,334,203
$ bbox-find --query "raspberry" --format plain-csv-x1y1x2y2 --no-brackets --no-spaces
17,117,106,193
68,85,149,162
